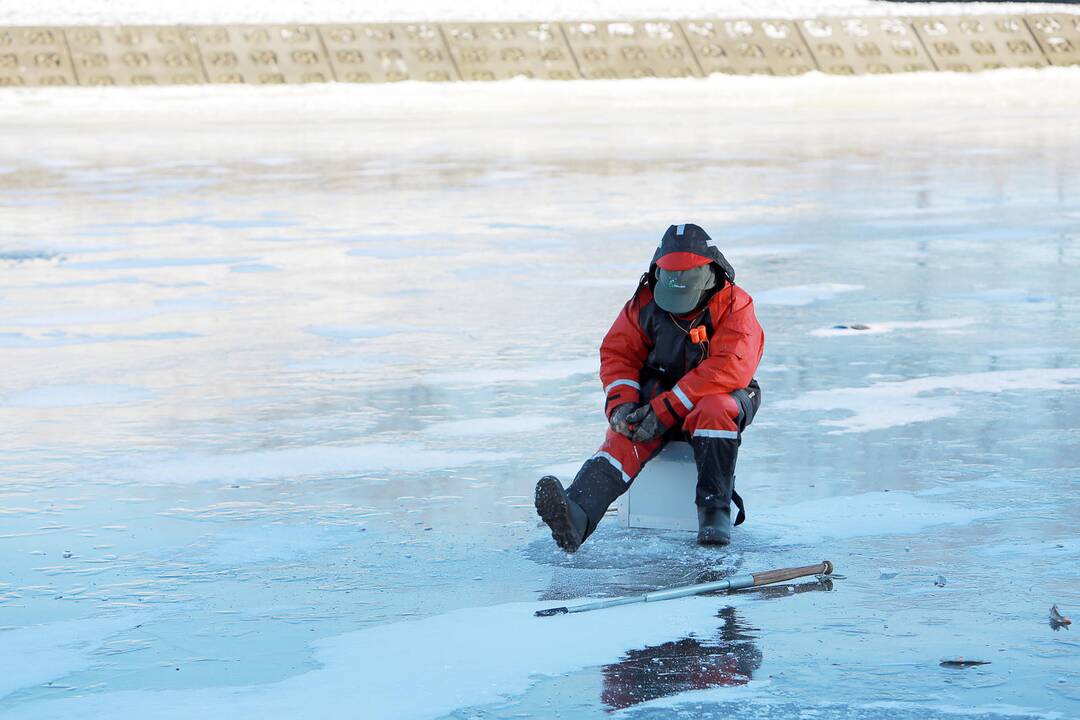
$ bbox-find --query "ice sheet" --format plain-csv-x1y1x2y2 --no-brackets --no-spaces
1,597,741,720
306,324,437,341
108,444,516,484
0,617,143,701
1,384,152,407
750,491,998,544
423,358,600,387
809,317,978,337
205,524,344,566
421,415,565,437
776,368,1080,433
753,283,864,307
1,68,1078,720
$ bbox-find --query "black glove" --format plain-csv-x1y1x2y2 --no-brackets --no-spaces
609,402,637,438
627,403,667,443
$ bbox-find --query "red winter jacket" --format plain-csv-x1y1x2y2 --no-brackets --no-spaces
598,225,764,429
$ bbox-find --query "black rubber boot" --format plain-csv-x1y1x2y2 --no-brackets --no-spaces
535,476,589,552
691,435,739,547
535,457,626,552
689,383,761,547
697,506,732,546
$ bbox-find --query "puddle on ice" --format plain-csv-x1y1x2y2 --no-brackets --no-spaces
601,607,762,711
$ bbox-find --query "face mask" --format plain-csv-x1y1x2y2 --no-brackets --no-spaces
654,265,716,314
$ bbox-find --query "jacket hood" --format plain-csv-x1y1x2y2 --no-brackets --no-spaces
649,223,735,284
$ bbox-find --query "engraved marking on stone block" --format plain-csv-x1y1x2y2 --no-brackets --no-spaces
194,25,331,84
912,15,1048,71
681,19,816,75
564,21,700,79
1024,13,1080,66
441,23,579,80
799,17,934,73
0,17,1069,88
319,24,458,82
0,27,77,86
66,26,206,86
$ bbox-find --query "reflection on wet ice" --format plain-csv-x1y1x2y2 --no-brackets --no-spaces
602,607,761,711
600,579,833,711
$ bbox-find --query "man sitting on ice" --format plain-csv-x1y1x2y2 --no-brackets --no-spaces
535,223,764,550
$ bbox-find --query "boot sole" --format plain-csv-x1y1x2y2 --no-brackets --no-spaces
697,530,731,547
535,476,583,553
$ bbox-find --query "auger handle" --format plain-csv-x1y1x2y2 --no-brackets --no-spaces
752,560,833,588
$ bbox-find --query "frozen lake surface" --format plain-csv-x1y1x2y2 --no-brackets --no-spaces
0,74,1078,719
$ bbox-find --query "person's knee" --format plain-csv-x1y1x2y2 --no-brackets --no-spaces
699,393,741,417
597,429,650,478
688,393,742,432
732,384,760,431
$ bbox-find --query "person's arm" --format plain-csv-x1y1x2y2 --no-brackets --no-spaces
599,287,653,419
649,287,764,428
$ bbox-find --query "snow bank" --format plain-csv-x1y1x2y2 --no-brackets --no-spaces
4,68,1080,133
776,367,1080,433
1,0,1077,25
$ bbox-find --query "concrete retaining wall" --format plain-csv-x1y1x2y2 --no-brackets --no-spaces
0,14,1077,87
